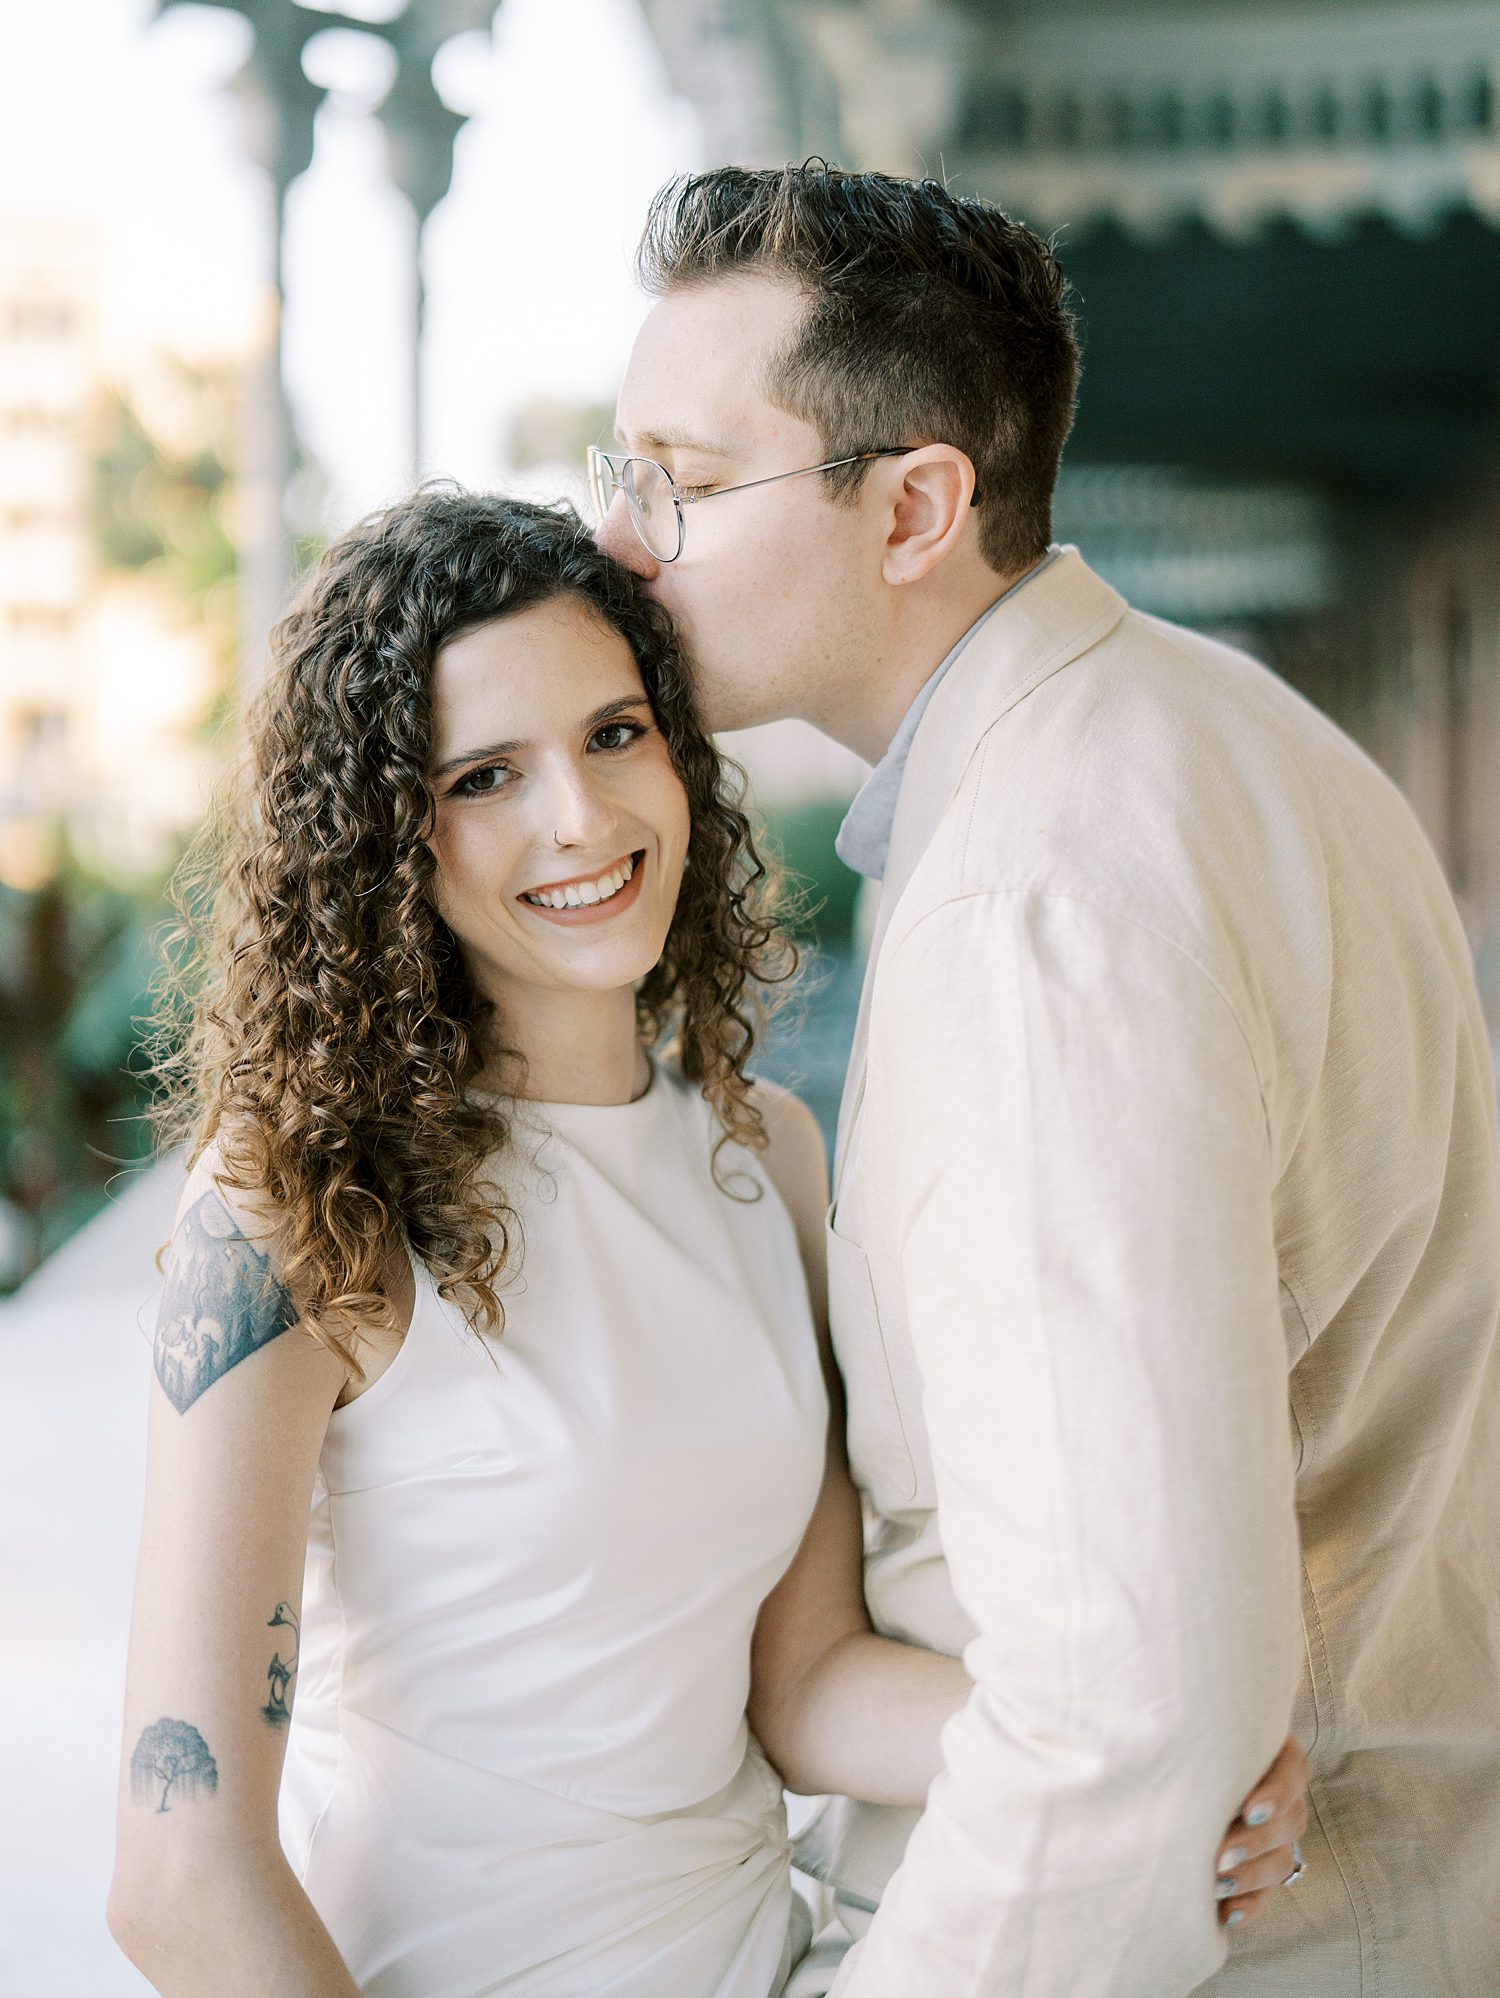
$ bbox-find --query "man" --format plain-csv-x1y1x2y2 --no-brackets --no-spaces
594,162,1500,1995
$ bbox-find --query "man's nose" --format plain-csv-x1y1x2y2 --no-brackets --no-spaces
594,494,661,583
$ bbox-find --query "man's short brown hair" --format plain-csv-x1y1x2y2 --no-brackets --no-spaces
636,160,1079,577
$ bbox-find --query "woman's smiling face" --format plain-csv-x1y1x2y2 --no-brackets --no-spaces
426,594,691,1013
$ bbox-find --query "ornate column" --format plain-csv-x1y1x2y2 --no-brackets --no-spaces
153,0,496,675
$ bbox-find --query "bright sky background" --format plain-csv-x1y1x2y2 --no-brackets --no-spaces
0,0,702,528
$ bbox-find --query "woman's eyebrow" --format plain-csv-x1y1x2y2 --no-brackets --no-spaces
430,697,654,780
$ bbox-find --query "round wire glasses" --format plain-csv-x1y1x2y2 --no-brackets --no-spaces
585,443,919,563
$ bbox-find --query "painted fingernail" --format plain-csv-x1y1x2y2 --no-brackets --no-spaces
1215,1878,1237,1900
1226,1909,1246,1928
1245,1802,1274,1827
1219,1845,1246,1872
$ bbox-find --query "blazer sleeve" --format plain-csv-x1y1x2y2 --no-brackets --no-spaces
830,888,1304,1998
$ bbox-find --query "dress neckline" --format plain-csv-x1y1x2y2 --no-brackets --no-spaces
537,1053,661,1115
469,1053,662,1116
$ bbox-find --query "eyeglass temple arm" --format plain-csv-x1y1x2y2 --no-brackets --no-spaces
684,448,980,509
681,448,912,508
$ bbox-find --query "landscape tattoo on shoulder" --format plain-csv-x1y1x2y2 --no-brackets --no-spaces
154,1191,297,1414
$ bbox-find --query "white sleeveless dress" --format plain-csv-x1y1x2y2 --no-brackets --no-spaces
278,1060,827,1997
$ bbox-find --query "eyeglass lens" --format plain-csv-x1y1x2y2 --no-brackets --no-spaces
588,450,680,561
622,458,679,561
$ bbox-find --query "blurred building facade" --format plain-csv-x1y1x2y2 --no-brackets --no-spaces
0,220,230,893
639,0,1500,1036
0,221,99,890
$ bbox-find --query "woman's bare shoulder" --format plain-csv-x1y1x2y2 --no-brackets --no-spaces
158,1136,410,1418
744,1077,830,1240
172,1136,273,1245
746,1074,826,1160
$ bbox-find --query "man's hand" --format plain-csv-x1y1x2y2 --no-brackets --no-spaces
1215,1735,1310,1927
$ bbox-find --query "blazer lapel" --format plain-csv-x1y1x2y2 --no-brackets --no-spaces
832,548,1127,1193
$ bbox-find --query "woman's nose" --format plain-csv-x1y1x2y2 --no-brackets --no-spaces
594,494,661,582
545,765,619,850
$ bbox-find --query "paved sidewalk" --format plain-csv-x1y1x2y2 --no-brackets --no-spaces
0,1156,184,1998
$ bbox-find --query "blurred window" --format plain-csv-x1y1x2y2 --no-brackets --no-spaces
17,708,68,751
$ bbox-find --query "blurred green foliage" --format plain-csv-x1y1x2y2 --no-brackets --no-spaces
92,372,239,695
1,371,236,1291
94,382,234,586
0,843,169,1289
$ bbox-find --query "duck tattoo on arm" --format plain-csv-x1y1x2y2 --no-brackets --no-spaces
263,1601,301,1727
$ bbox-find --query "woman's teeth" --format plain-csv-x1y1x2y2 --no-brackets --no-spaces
522,855,635,910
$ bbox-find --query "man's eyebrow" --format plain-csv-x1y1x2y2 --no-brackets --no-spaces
430,696,655,781
614,422,732,458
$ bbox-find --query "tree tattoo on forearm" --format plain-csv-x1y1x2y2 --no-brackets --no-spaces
154,1192,296,1414
263,1601,300,1726
129,1719,218,1814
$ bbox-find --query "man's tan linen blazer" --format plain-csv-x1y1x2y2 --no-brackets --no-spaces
804,547,1500,1997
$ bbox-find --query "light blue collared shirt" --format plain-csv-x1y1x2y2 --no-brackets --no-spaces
834,547,1062,882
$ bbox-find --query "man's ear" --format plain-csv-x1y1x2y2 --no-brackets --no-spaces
879,446,978,586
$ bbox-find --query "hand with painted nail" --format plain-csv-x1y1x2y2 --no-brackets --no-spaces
1214,1734,1312,1929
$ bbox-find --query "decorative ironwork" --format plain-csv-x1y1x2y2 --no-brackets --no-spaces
948,2,1500,240
639,1,1500,239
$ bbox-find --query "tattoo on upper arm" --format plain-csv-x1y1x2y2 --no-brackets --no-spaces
129,1718,219,1813
263,1602,300,1727
154,1192,296,1414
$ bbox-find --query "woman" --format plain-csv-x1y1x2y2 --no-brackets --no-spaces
107,491,1306,1997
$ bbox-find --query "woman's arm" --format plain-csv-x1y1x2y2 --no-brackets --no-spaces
750,1437,971,1805
748,1082,969,1804
747,1080,1311,1921
106,1148,373,1997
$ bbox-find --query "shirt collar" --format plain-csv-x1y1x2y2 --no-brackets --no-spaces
835,546,1062,881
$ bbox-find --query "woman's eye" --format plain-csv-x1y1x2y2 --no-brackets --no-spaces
676,483,714,501
452,763,511,798
592,721,647,752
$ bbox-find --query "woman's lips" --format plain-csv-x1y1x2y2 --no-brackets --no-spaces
515,850,648,925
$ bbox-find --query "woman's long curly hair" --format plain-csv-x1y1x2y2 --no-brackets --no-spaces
146,488,799,1374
